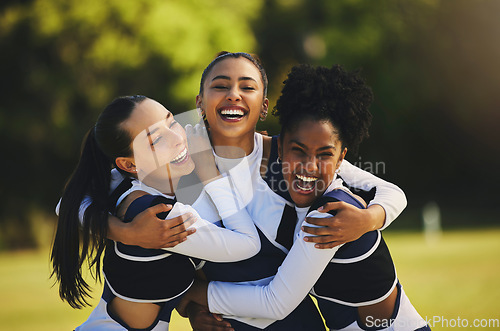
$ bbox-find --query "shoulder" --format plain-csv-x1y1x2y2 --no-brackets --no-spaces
342,188,367,208
116,190,149,219
309,188,366,215
121,193,175,222
330,188,367,208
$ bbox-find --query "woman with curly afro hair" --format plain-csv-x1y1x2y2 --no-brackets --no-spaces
273,64,374,208
187,64,430,330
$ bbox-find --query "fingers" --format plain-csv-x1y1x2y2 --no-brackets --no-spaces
302,218,345,249
311,241,345,249
167,213,195,228
317,201,344,213
302,225,337,237
162,231,193,248
188,303,233,331
166,214,197,237
160,214,197,248
303,233,335,243
185,123,193,134
197,318,233,331
187,122,211,154
302,215,338,229
193,323,233,331
302,233,345,249
212,313,224,321
147,203,173,217
304,216,335,226
182,214,197,228
177,213,197,229
197,123,209,138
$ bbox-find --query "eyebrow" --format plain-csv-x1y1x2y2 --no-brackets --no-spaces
146,113,171,137
211,75,258,83
290,139,336,151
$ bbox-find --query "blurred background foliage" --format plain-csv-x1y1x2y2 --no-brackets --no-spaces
0,0,499,250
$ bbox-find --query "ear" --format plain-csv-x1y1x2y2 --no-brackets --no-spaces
263,98,269,111
115,157,137,174
337,148,348,168
195,95,203,109
195,95,206,120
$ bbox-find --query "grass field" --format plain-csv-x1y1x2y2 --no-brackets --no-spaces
0,228,499,330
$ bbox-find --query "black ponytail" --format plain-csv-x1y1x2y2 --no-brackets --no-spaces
50,128,111,308
51,95,144,308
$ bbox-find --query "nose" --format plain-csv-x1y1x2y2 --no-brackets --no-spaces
226,85,241,102
304,155,319,174
165,127,184,149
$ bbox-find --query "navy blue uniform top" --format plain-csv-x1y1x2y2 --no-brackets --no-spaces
102,194,197,329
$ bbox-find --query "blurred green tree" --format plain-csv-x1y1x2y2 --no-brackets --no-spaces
1,0,499,249
0,0,263,249
254,0,500,227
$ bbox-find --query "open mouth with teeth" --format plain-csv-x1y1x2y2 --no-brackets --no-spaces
170,147,189,165
219,108,247,122
293,174,319,193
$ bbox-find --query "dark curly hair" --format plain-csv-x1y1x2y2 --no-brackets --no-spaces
273,64,373,154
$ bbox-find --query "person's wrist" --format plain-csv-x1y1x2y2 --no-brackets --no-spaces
118,221,133,245
186,301,203,317
365,205,385,231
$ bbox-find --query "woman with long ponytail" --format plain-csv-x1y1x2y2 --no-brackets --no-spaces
52,96,141,308
51,95,260,329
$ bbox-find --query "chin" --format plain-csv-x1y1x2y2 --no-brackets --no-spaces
218,126,250,137
292,195,314,208
176,160,195,177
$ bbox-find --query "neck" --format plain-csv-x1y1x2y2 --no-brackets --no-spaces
210,130,254,158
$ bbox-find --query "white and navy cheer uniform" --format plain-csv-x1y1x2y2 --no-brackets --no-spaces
308,190,430,331
202,134,409,330
76,164,261,331
207,184,430,330
205,135,428,330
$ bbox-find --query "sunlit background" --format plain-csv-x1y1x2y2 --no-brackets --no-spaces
0,0,499,330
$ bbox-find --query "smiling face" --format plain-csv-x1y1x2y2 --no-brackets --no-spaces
279,118,347,208
196,57,268,143
119,98,195,190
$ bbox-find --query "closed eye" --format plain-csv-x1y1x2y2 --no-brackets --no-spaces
151,136,162,146
291,147,306,154
169,120,179,128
